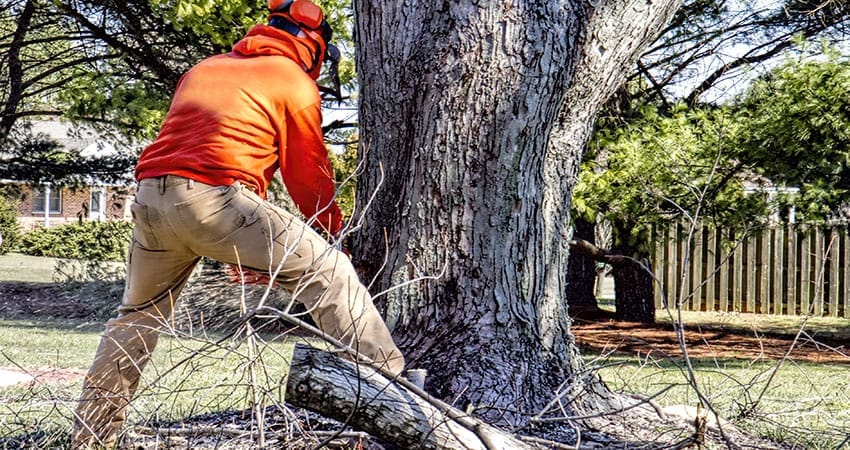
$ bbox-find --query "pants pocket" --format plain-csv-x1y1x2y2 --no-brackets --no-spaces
175,185,261,244
130,201,162,250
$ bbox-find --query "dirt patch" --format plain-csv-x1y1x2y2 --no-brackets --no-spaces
571,310,850,364
0,367,86,386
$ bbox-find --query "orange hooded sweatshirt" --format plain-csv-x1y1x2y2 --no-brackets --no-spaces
135,24,343,235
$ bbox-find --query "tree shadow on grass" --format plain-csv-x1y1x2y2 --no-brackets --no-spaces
0,429,70,449
0,280,122,323
0,261,315,334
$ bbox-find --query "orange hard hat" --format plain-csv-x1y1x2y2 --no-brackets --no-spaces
269,0,325,28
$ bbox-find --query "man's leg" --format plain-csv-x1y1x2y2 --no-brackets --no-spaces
199,186,405,375
72,186,200,448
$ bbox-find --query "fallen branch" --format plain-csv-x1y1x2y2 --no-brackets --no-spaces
284,343,539,450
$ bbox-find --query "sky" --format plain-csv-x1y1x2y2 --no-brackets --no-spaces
653,0,848,104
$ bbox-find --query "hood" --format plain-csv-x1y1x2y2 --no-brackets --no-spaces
232,24,321,79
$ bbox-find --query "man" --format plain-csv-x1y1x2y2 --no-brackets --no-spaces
72,1,405,446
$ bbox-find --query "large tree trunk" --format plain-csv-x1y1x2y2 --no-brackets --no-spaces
353,0,684,427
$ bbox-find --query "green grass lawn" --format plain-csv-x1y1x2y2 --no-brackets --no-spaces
2,254,849,448
0,253,59,282
0,318,297,447
589,302,850,448
657,308,850,341
586,354,850,449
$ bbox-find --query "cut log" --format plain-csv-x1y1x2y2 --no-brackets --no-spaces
285,343,539,450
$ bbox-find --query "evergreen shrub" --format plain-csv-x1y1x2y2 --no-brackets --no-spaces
0,195,22,254
20,220,133,261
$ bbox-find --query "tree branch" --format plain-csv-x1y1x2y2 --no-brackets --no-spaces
1,0,34,135
568,238,632,267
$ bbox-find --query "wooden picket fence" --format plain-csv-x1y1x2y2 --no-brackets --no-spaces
652,222,850,317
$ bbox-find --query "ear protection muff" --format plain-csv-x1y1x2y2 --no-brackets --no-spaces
268,0,342,100
268,0,328,72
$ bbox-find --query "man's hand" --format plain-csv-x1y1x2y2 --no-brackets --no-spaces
225,264,278,286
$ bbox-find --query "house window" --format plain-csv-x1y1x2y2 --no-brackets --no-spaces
32,186,62,213
90,188,106,219
89,189,104,215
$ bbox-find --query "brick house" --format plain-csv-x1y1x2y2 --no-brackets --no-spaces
12,182,133,230
3,121,136,230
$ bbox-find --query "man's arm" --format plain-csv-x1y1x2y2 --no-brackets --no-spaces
281,101,344,236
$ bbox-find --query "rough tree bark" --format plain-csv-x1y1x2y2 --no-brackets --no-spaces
353,0,684,426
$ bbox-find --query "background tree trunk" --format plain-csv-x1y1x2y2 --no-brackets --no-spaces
353,0,684,426
611,243,656,323
566,216,600,316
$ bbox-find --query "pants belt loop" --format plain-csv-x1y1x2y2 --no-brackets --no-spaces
187,179,195,190
158,176,166,195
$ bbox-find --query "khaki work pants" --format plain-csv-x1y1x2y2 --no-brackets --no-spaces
71,175,404,448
